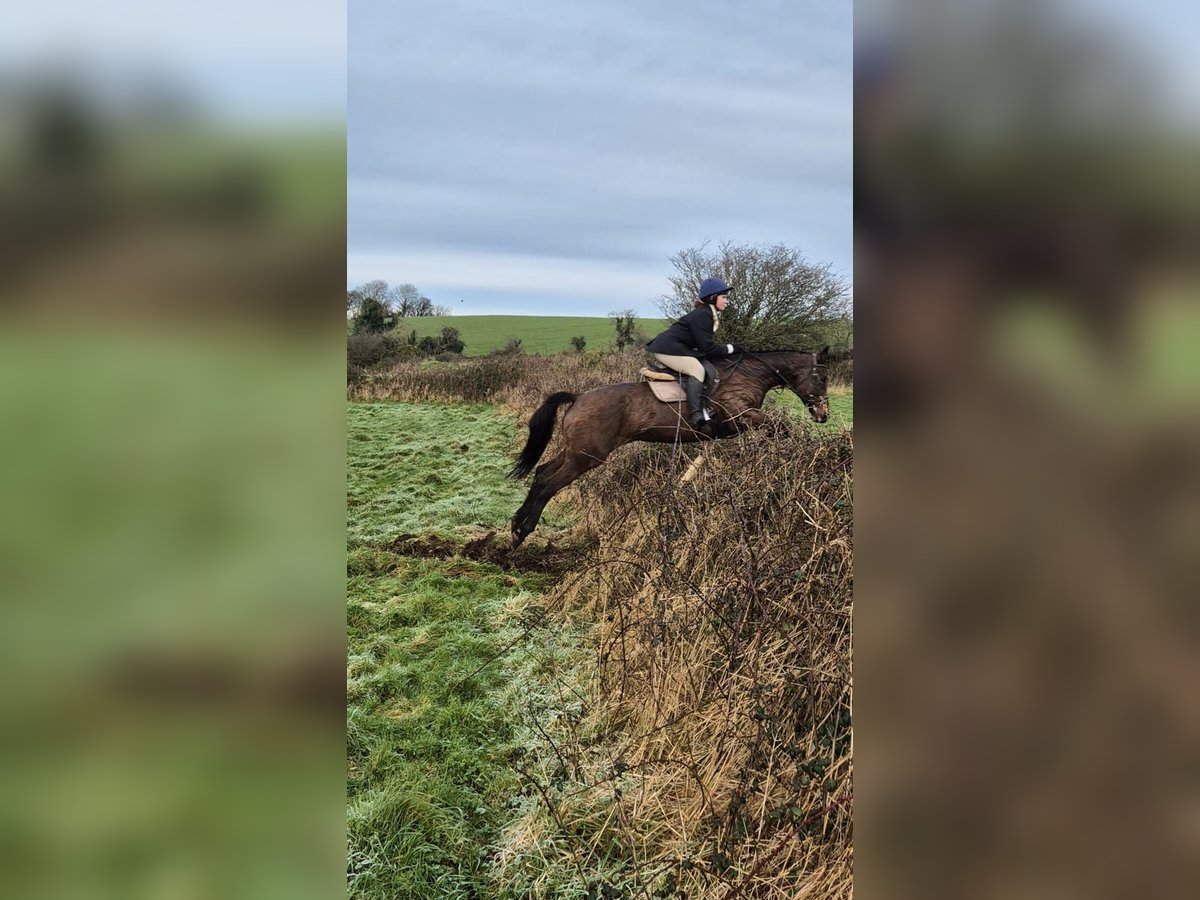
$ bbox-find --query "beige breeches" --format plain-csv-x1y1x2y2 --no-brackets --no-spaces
652,353,706,381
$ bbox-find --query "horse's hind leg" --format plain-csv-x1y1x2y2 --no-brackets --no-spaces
510,450,602,547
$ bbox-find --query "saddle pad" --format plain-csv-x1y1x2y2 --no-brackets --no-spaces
648,380,686,402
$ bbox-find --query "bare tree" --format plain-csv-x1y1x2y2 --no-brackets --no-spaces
390,283,451,317
659,242,848,350
357,279,392,308
348,279,392,325
348,279,451,319
390,283,422,317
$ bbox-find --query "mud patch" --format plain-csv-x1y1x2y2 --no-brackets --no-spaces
382,531,583,576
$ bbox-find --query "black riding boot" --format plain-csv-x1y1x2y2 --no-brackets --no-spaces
684,375,710,427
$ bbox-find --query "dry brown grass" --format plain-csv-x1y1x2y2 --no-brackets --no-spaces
495,416,853,899
347,350,647,408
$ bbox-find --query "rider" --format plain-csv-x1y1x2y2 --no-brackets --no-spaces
645,277,739,427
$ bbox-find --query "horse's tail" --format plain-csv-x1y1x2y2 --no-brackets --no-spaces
509,391,577,479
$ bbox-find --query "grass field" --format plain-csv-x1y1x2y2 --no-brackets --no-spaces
347,402,569,542
386,315,670,356
346,402,583,899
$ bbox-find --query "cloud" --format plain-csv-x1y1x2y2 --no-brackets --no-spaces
349,0,852,313
347,249,668,315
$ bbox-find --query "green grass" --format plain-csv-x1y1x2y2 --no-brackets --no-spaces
347,552,553,899
386,315,670,356
347,402,572,542
768,383,854,430
347,401,584,899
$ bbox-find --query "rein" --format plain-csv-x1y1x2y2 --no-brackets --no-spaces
742,350,823,409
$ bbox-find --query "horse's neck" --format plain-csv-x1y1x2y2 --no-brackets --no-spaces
747,353,804,397
722,357,775,407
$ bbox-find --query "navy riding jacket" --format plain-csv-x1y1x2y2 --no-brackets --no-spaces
645,306,734,360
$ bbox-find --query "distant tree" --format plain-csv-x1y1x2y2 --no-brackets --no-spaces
609,309,637,350
349,279,394,332
392,285,451,317
570,335,587,353
357,279,392,309
391,283,422,316
350,278,452,323
659,242,848,350
353,296,390,334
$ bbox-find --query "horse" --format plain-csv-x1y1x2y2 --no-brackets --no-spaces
508,347,832,546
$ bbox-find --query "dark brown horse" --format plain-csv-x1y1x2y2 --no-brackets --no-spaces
508,348,832,545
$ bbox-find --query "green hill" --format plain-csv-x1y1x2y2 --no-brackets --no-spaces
392,315,671,356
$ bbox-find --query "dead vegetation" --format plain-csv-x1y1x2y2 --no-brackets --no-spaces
495,417,853,899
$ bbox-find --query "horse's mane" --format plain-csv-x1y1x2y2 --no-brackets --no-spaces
718,348,814,370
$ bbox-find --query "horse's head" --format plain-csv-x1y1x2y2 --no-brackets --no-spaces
791,346,830,423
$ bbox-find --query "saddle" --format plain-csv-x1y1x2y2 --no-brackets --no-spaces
638,359,720,403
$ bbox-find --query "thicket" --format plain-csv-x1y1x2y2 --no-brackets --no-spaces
347,326,466,382
490,412,852,900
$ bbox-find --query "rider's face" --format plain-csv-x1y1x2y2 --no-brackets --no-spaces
714,294,730,311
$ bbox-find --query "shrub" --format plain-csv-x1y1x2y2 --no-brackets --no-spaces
346,354,530,403
351,297,391,334
347,332,401,369
438,326,465,354
609,309,636,350
570,336,587,353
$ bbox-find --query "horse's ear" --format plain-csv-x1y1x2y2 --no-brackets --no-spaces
818,345,830,363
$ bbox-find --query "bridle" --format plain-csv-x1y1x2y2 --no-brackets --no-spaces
744,350,826,412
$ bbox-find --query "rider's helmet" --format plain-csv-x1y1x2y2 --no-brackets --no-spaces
699,277,731,304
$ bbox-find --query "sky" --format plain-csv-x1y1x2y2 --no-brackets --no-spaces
0,1,346,125
348,0,853,317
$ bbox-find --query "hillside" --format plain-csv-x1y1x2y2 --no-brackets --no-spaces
395,315,671,356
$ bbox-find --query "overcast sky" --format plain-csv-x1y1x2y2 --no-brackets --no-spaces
348,0,852,317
